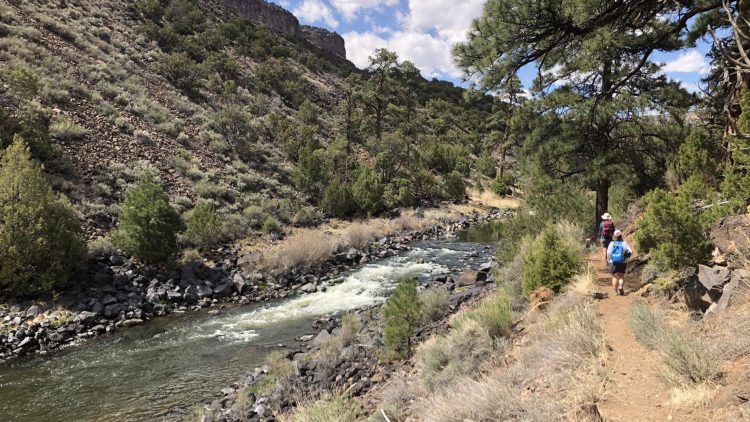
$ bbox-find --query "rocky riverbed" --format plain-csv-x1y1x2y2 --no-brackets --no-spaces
0,208,512,363
200,251,500,421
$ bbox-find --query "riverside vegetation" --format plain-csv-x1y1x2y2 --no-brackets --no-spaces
3,0,750,421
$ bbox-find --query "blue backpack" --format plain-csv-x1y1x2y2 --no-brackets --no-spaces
611,241,625,264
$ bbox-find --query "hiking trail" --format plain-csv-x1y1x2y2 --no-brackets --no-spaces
590,247,694,421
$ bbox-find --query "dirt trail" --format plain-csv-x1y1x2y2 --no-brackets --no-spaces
590,248,680,421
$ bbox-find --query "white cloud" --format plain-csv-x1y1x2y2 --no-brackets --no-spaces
343,0,485,78
329,0,400,21
293,0,339,28
662,50,710,74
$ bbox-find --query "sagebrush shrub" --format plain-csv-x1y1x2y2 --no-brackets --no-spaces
184,202,223,250
522,223,582,297
0,136,85,294
111,173,184,263
462,290,513,338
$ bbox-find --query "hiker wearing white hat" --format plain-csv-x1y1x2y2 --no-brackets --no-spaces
597,213,615,261
607,229,632,295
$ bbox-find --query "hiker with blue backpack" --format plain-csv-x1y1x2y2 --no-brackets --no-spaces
607,229,632,296
598,213,615,261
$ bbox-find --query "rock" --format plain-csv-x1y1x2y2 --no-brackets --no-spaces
166,290,183,302
683,274,712,313
591,291,609,300
25,305,42,319
297,334,315,342
457,270,486,287
698,264,731,299
120,319,144,327
705,269,750,317
478,262,494,273
181,263,199,285
208,309,221,316
196,285,214,299
104,304,124,319
77,311,98,326
101,294,118,306
312,329,332,348
300,283,317,294
634,283,654,297
109,255,126,266
232,273,247,295
711,215,750,258
299,25,346,57
448,286,482,305
213,283,233,298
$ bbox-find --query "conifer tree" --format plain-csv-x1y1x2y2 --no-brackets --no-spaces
383,278,421,359
111,172,184,263
0,136,85,294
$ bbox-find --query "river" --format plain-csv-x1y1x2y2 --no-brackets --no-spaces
0,227,498,421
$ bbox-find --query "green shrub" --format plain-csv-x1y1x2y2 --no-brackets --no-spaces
475,150,497,178
262,215,280,234
322,179,354,218
522,223,582,297
490,175,512,196
416,319,493,392
678,129,717,182
292,206,320,227
352,166,384,216
158,52,203,93
213,105,258,158
49,116,87,141
1,62,38,99
442,170,466,200
87,236,115,258
111,173,184,263
383,278,421,359
0,136,85,294
184,202,223,250
461,290,513,338
242,205,267,229
635,188,711,270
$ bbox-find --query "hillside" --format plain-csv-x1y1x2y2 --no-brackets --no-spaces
0,0,500,243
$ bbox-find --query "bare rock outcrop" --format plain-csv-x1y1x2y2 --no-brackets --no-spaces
221,0,347,58
299,25,346,58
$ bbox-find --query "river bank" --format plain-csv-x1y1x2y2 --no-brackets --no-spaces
0,207,512,363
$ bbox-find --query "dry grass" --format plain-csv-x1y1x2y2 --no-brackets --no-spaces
568,265,596,297
280,393,361,422
416,319,495,392
459,290,513,338
467,188,520,209
670,384,716,408
629,300,666,350
343,222,377,250
419,286,450,324
416,288,607,421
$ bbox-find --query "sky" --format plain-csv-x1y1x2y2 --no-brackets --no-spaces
273,0,714,94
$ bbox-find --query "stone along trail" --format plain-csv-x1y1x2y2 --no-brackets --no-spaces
590,247,697,421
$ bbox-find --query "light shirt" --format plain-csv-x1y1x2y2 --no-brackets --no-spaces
607,240,632,264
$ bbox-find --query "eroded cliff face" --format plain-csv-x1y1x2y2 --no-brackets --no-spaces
220,0,347,58
300,25,346,58
221,0,299,36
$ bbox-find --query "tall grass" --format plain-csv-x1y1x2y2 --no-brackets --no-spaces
280,393,360,422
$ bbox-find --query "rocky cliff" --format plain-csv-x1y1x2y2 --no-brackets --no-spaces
300,25,346,58
220,0,346,58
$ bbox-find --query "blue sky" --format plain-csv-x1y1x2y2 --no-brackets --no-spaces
274,0,714,93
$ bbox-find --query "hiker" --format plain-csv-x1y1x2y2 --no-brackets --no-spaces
607,229,632,296
598,213,615,261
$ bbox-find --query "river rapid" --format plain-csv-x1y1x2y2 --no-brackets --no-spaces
0,226,498,421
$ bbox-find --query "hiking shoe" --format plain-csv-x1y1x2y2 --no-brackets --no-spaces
618,288,625,296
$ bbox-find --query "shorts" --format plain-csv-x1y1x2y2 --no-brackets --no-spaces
601,237,612,248
609,263,627,274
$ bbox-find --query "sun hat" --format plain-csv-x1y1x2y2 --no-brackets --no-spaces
602,213,612,220
614,229,623,237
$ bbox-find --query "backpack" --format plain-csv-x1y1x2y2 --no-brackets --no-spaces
610,241,626,264
601,220,615,239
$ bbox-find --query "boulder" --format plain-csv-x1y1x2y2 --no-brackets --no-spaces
312,329,332,348
77,311,98,326
213,283,233,298
705,269,750,317
101,294,118,306
683,274,712,313
478,262,494,273
232,273,248,295
196,285,214,299
300,283,317,294
698,264,731,299
166,290,183,303
109,255,126,266
710,215,750,257
104,304,124,319
457,270,486,287
25,305,42,319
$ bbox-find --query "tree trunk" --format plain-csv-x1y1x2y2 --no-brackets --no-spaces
595,177,610,236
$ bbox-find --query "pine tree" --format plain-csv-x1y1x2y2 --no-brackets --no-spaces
383,278,421,359
111,172,184,263
352,166,384,215
0,136,85,294
522,224,581,297
721,87,750,212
